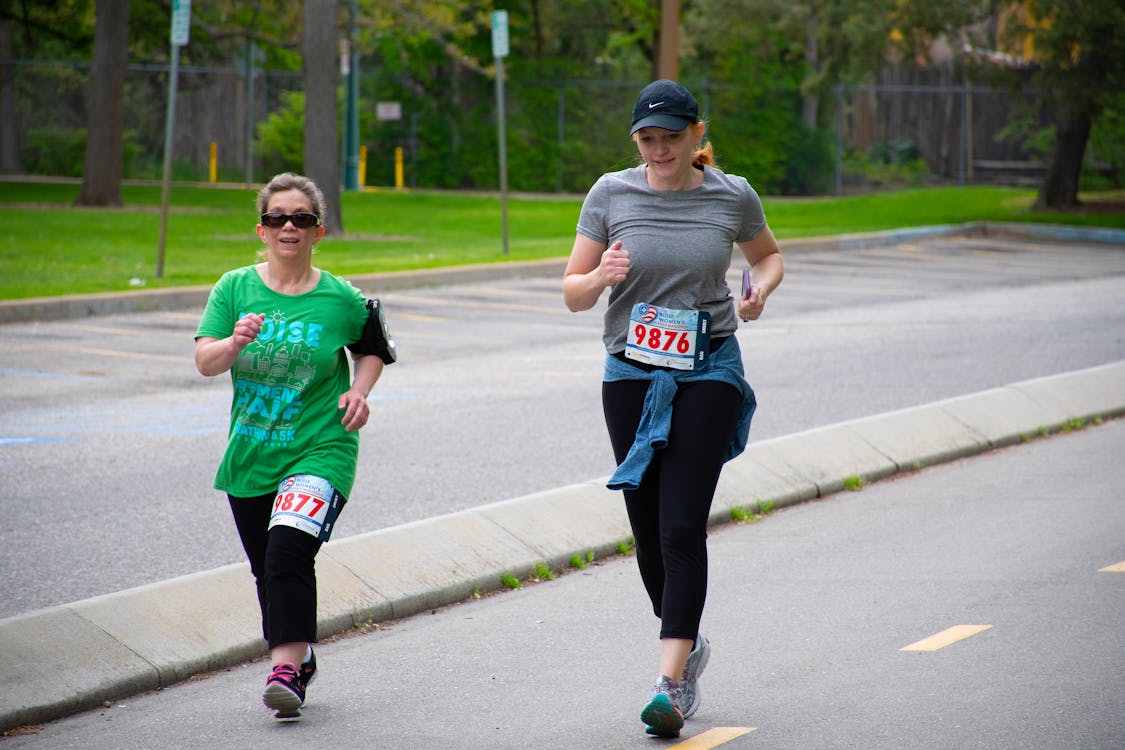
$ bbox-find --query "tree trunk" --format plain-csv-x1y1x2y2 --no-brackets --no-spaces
0,21,20,173
1034,103,1093,210
302,0,342,233
657,0,679,81
801,8,819,130
76,0,130,207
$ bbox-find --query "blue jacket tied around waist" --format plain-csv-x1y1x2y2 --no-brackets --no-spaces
603,336,757,491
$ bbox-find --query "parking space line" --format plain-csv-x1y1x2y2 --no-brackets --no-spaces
670,726,757,748
69,322,161,336
1098,561,1125,572
68,345,186,363
395,312,446,322
901,624,993,651
3,341,186,363
387,293,571,315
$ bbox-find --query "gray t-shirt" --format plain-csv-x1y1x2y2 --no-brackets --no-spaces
576,164,766,353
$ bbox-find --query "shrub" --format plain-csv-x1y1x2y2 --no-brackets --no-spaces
255,90,305,177
19,128,141,178
20,129,87,177
781,127,835,195
844,139,929,188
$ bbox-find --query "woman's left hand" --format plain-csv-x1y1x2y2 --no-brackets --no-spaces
737,284,767,322
338,388,371,431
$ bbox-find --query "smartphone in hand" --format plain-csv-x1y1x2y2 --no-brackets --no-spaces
741,268,752,300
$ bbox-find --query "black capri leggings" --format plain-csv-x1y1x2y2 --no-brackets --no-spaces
228,493,333,649
602,377,743,640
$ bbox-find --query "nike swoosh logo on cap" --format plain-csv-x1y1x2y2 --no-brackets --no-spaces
647,101,664,109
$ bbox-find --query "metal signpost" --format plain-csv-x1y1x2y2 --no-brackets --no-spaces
492,10,509,255
156,0,190,278
344,1,361,191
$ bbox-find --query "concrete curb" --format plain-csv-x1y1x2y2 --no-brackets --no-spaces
2,222,1122,325
3,359,1123,732
0,259,571,325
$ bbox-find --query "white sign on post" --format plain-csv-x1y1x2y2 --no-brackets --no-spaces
491,10,509,58
171,0,191,46
158,0,190,277
376,102,403,121
491,10,510,255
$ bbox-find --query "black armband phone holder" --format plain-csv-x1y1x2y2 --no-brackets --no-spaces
348,298,397,364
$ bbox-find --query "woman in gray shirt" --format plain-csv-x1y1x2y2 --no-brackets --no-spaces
563,79,784,739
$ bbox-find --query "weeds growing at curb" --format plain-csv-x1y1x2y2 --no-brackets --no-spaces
532,561,555,581
616,536,636,555
501,572,521,590
731,499,777,523
569,550,595,569
1022,416,1102,442
349,616,382,635
844,475,865,491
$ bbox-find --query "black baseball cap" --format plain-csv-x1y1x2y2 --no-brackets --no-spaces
630,79,699,135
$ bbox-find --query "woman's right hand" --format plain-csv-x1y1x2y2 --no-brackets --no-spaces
563,235,629,312
231,313,265,350
196,313,264,376
597,241,630,287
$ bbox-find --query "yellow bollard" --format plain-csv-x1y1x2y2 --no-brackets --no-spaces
209,142,217,183
359,145,367,187
395,147,404,189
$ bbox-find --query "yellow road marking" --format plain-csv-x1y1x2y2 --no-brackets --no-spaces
1098,561,1125,572
902,624,993,651
670,727,757,748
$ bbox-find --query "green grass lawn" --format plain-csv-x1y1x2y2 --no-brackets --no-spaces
2,180,1122,300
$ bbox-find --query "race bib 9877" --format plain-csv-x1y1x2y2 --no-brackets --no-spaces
268,474,344,542
625,303,711,370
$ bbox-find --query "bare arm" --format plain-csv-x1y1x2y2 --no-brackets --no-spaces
338,352,384,431
562,234,630,312
735,225,784,322
194,312,265,376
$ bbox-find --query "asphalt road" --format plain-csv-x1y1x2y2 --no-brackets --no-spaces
4,416,1122,749
1,233,1124,618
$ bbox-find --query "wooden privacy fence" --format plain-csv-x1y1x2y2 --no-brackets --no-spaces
833,79,1045,194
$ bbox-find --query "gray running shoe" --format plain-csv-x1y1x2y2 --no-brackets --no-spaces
641,675,684,737
679,633,711,719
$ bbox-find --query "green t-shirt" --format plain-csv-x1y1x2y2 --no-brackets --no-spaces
195,266,368,498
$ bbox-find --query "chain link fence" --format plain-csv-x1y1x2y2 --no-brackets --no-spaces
4,58,1060,195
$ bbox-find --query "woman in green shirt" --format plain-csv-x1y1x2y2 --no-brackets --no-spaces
195,173,386,718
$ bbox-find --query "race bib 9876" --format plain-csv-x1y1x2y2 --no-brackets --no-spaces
624,303,711,370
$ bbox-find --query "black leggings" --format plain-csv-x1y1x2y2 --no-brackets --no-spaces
228,493,330,649
603,378,742,640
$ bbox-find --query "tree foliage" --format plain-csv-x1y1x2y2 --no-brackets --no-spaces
997,0,1125,207
7,0,1124,203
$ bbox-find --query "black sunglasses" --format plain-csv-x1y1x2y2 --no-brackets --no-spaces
260,211,320,229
